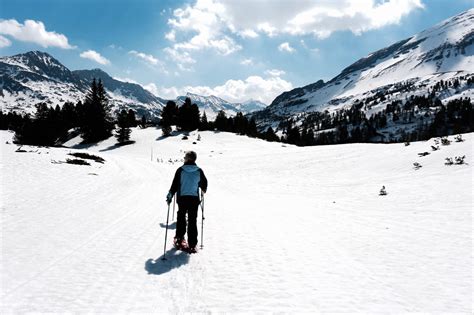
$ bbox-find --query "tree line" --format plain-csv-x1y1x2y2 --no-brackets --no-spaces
0,79,142,146
159,98,260,138
276,96,473,146
1,75,473,147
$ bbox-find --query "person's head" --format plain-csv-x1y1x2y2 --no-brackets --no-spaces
184,150,197,163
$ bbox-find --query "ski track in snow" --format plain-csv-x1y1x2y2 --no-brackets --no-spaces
1,129,472,313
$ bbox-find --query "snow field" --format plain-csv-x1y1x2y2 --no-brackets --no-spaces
1,129,472,313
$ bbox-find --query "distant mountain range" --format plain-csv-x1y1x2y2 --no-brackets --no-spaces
253,8,474,131
2,8,472,129
0,51,267,120
176,93,266,119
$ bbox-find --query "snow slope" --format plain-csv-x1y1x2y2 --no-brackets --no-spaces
1,129,472,312
263,9,474,118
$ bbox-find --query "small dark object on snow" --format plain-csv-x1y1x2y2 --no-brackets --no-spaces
15,146,27,152
434,138,440,145
69,152,105,163
441,137,451,146
379,186,387,196
418,152,430,157
66,158,90,166
445,157,454,165
404,141,410,146
455,134,464,142
193,142,197,144
197,135,201,141
182,135,188,140
413,162,422,170
431,145,439,151
455,155,466,165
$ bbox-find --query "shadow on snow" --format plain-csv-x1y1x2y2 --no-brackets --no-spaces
145,248,190,275
99,141,136,152
159,221,177,230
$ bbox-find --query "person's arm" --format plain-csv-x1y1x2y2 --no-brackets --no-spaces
169,168,181,195
199,168,208,193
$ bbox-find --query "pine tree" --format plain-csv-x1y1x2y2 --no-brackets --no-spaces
286,125,301,145
199,111,209,130
127,109,137,127
140,115,147,128
116,109,132,143
214,110,228,131
264,127,279,142
176,98,200,131
247,117,258,137
160,100,178,127
189,103,201,131
80,78,113,143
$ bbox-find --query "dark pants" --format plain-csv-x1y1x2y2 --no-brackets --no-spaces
175,196,200,248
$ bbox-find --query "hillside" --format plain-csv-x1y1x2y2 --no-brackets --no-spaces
1,129,472,312
255,9,474,139
0,51,267,120
0,51,166,118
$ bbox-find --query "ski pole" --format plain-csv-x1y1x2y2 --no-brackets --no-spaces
162,202,171,261
200,191,205,249
172,195,176,221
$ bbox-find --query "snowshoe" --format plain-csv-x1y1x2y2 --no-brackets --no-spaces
187,247,198,254
173,238,189,250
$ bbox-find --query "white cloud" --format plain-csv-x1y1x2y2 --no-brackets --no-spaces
129,50,159,65
156,72,292,104
229,0,424,38
240,58,253,65
239,29,259,38
165,0,424,49
0,19,75,49
108,44,123,50
113,77,139,84
164,47,196,71
80,50,110,65
265,69,286,77
164,0,242,70
256,22,278,37
0,35,11,48
143,83,160,96
278,42,295,53
165,30,176,41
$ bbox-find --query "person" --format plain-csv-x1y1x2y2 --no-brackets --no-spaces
167,150,207,253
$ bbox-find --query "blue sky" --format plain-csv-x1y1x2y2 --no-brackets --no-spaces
0,0,472,103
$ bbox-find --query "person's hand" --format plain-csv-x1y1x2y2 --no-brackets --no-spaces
166,192,173,204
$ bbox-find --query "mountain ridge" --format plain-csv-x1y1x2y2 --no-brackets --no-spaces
0,51,266,119
259,8,473,122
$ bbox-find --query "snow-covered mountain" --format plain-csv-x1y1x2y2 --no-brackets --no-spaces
257,9,474,124
0,51,166,118
236,99,267,113
0,51,267,120
176,92,266,119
